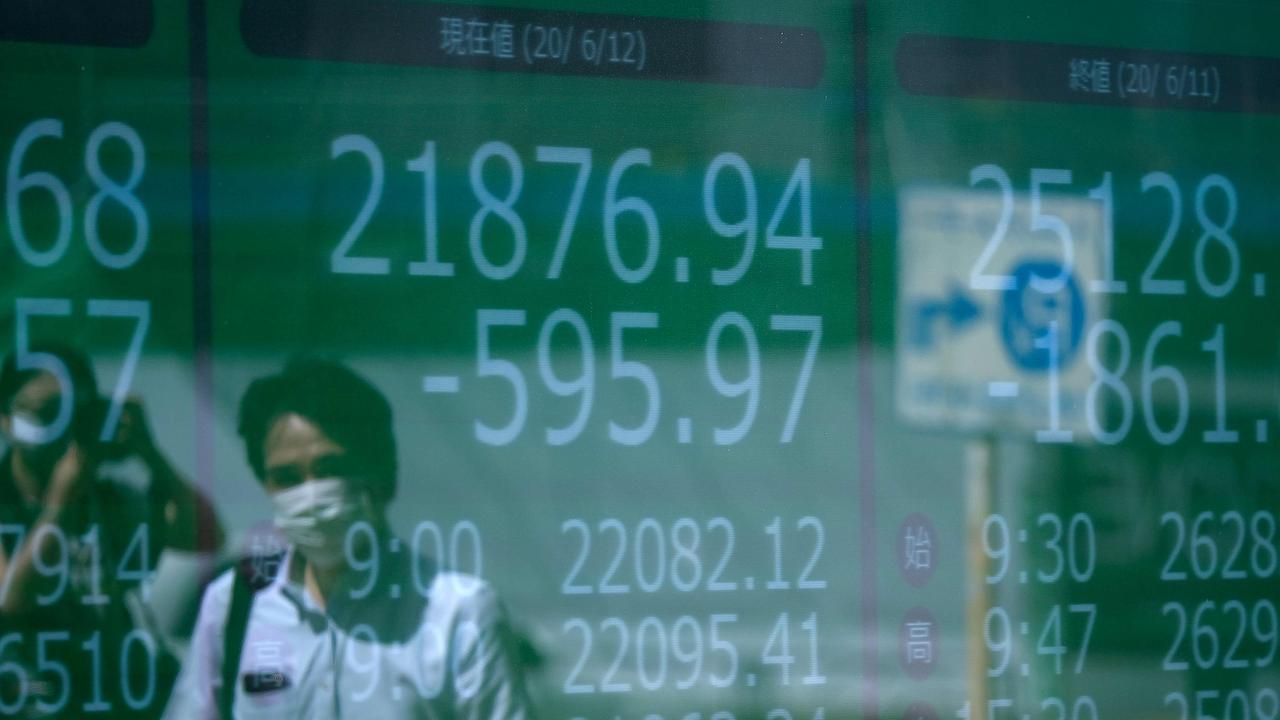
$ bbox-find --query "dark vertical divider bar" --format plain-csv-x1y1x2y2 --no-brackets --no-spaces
187,0,216,556
852,0,878,718
0,0,153,47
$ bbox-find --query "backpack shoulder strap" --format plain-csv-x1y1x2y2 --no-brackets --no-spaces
218,553,282,719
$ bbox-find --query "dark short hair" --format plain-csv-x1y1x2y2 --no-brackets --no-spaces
237,358,397,504
0,343,98,414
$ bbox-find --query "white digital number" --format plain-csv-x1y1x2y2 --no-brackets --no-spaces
968,163,1015,291
14,298,75,442
0,634,29,714
765,158,821,285
537,309,594,446
536,146,592,279
469,141,527,280
703,152,757,286
705,312,760,445
1084,320,1133,445
770,315,821,443
84,122,148,269
1028,168,1074,293
1193,174,1240,298
1087,172,1125,293
1140,171,1186,295
406,140,454,276
330,134,389,274
7,119,73,267
603,149,660,284
35,632,70,714
1141,321,1188,446
474,309,528,445
608,312,659,445
13,299,153,446
88,299,150,442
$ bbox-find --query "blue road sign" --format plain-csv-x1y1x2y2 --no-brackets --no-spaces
999,260,1085,372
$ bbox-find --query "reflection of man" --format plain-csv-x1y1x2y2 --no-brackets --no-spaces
165,358,532,719
0,344,224,717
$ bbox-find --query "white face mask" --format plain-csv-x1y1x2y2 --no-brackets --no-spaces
270,478,371,569
10,411,55,446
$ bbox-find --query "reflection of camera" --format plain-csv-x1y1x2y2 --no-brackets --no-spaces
74,396,131,461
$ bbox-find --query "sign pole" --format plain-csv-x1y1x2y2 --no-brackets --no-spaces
966,434,996,719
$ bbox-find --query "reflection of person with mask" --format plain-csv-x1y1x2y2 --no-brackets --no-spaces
164,358,533,719
0,344,224,717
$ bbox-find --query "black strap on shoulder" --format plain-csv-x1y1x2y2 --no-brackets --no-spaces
218,553,282,719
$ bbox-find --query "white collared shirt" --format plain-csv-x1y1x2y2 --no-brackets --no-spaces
163,545,532,719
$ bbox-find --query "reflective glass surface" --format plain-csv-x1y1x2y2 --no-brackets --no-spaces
0,2,1277,718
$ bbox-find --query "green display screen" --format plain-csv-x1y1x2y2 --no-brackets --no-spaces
0,1,1277,718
